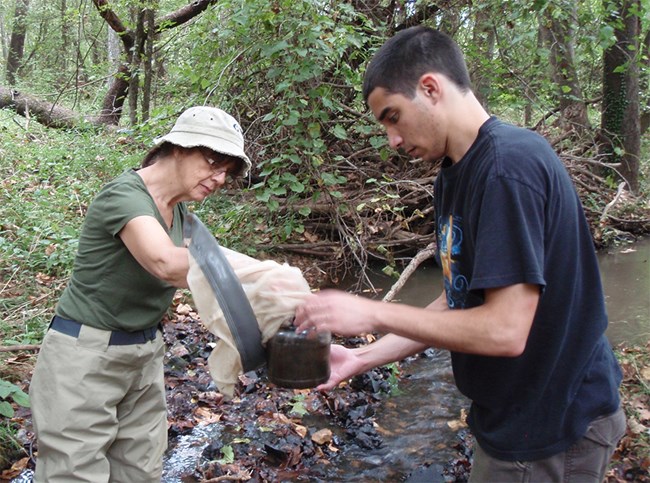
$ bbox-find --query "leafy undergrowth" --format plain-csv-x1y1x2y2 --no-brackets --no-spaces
1,300,648,482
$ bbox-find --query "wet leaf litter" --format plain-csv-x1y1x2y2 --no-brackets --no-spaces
161,298,472,482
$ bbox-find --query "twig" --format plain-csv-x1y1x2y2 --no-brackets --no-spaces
600,182,627,224
383,241,437,303
202,469,252,482
0,344,41,352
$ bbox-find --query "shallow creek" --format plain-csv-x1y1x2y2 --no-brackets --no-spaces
163,237,649,481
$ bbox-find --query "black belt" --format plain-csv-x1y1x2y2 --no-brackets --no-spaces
50,316,160,345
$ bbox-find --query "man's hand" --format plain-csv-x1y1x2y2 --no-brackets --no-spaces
315,344,363,391
294,289,378,336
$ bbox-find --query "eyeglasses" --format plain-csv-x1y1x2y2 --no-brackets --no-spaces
199,149,233,181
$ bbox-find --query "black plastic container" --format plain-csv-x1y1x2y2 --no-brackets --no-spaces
267,328,331,389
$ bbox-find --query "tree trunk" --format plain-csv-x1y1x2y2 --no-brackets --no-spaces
60,0,69,71
470,5,495,109
128,7,145,126
601,0,641,194
1,12,9,62
6,0,30,86
107,28,120,72
540,1,589,134
141,8,155,122
99,63,130,125
91,0,218,126
640,30,650,135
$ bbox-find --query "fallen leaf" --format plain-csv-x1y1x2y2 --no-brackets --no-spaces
0,457,29,480
447,419,467,431
311,428,333,445
627,417,646,435
169,343,189,358
293,424,308,438
641,365,650,382
176,303,193,315
194,406,221,424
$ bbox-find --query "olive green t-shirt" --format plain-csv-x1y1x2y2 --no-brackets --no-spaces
56,169,187,331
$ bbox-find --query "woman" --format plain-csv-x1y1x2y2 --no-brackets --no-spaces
29,106,251,483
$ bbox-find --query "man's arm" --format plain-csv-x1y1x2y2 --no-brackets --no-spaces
294,283,539,357
316,292,448,390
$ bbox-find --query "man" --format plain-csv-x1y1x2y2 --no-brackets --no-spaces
294,26,625,481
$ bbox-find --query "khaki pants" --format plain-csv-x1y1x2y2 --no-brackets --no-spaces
29,324,167,483
469,406,626,482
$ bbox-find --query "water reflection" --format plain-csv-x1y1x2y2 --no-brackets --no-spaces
306,350,469,481
598,237,650,346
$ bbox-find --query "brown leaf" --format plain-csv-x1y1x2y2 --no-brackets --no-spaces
176,303,193,315
194,406,221,424
303,231,319,243
293,424,308,438
447,419,468,431
287,446,302,467
0,457,29,480
641,365,650,382
311,428,333,445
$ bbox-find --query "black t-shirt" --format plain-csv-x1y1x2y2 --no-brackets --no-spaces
434,117,622,461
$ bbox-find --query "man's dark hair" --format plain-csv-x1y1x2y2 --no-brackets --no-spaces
362,26,472,103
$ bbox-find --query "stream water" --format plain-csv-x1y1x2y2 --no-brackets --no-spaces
163,237,650,481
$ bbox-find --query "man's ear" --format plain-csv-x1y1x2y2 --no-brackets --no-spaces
419,73,441,101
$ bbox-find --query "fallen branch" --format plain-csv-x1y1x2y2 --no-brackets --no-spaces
202,468,252,482
0,86,88,128
0,344,41,353
383,241,437,303
600,182,627,224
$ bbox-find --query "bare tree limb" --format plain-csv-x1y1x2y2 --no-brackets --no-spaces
600,182,627,224
156,0,219,32
383,242,437,302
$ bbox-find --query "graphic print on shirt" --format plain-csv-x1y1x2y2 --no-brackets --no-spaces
438,214,468,308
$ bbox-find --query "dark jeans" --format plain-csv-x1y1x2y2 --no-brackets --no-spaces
469,406,626,482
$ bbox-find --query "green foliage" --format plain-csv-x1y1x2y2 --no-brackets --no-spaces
193,195,265,254
0,380,28,470
216,444,235,464
0,111,141,345
0,0,648,301
0,111,138,277
163,0,383,243
383,362,403,396
0,419,25,472
288,394,308,416
0,380,29,419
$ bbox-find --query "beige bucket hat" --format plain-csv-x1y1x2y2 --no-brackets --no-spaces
155,106,252,177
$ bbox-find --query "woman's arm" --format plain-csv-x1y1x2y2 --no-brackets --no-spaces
119,216,190,288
